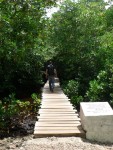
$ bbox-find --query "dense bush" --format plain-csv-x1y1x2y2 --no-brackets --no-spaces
0,0,56,98
86,65,113,107
62,80,83,109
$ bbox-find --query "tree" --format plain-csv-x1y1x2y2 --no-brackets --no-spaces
0,0,56,97
47,0,106,95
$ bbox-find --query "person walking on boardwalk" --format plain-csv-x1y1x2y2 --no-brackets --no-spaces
46,61,57,92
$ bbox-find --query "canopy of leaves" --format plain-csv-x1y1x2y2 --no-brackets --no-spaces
46,0,113,106
0,0,56,97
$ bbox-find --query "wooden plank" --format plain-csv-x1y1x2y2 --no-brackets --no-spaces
42,93,65,94
41,101,70,103
41,104,73,107
35,122,81,126
39,108,77,110
42,98,70,100
42,99,70,102
41,100,71,103
40,106,75,109
39,110,76,113
37,120,81,123
39,109,76,112
34,133,85,138
42,97,68,99
39,109,76,111
42,96,68,98
42,94,65,96
37,116,79,119
37,115,78,119
43,87,61,89
41,100,70,103
38,118,80,121
42,95,67,97
34,126,83,130
43,87,62,90
42,100,70,101
38,109,77,113
34,129,85,134
41,100,70,102
37,112,79,116
41,104,72,106
41,103,71,105
38,114,78,116
43,91,62,93
39,111,76,114
39,112,77,115
36,124,81,127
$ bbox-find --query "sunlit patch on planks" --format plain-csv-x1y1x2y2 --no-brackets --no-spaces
34,78,85,138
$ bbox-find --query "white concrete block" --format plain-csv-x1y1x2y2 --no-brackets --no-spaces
87,131,113,143
80,102,113,143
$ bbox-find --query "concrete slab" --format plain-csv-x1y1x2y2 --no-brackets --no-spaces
80,102,113,143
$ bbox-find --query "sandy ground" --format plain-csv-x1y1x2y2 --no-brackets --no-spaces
0,136,112,150
19,136,113,150
1,135,113,150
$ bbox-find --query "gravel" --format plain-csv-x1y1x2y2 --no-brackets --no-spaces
1,135,113,150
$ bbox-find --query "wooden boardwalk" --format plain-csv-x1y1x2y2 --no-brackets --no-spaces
34,78,85,138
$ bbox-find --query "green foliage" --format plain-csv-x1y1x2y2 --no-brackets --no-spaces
62,80,83,108
47,0,106,93
44,0,113,109
86,66,113,107
105,5,113,29
31,93,41,111
0,93,20,130
86,79,105,102
0,0,56,96
63,80,79,97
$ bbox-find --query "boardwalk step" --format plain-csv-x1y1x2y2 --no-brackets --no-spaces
34,126,83,130
41,100,71,102
42,98,70,100
34,130,85,138
38,119,80,121
40,106,75,109
41,100,70,102
37,116,79,119
41,103,72,105
37,121,81,124
35,122,81,126
39,110,76,113
38,114,78,116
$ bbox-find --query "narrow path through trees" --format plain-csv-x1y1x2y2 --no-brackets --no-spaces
34,78,85,138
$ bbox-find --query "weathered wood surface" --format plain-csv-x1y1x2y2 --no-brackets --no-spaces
34,78,85,138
